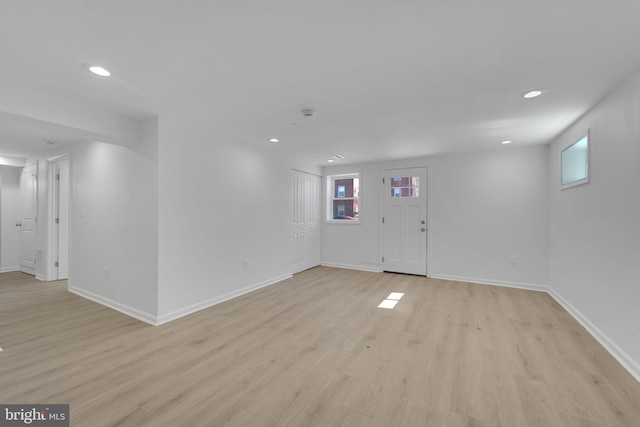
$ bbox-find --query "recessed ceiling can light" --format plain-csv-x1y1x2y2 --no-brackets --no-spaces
523,89,544,99
332,154,344,160
89,66,111,77
44,139,57,145
327,159,335,163
501,140,513,145
269,138,279,143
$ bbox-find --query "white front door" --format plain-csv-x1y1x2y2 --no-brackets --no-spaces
382,167,428,276
292,170,321,274
19,165,38,275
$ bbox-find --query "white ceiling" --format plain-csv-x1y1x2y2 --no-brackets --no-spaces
2,0,640,165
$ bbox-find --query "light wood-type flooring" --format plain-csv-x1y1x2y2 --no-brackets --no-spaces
1,268,639,426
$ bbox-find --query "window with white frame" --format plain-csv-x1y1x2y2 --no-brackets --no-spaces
561,131,589,189
327,173,360,221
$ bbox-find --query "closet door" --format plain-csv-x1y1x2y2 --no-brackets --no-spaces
292,170,321,274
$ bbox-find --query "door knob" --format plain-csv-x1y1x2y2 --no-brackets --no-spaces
16,222,21,227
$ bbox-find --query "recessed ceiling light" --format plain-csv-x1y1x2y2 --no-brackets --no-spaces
269,138,279,143
89,66,111,77
523,89,544,99
332,154,345,160
327,159,335,163
44,139,57,145
501,140,512,145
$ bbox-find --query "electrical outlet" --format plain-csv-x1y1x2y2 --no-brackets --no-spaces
104,266,110,279
509,256,517,265
243,259,249,269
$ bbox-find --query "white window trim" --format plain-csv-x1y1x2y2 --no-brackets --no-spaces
325,173,360,224
560,129,590,190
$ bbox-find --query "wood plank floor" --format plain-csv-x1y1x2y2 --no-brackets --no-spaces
1,268,639,426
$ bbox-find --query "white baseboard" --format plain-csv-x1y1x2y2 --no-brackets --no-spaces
321,262,381,273
428,273,548,292
156,273,293,325
429,273,639,383
36,273,46,282
66,264,640,383
68,286,158,326
0,266,19,273
19,266,36,276
548,288,640,383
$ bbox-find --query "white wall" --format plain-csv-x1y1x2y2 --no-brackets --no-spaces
0,88,143,147
323,145,550,289
0,165,21,271
0,156,25,167
549,69,640,380
27,117,159,323
157,123,321,323
321,162,383,273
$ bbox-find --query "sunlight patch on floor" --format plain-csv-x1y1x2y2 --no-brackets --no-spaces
377,292,404,309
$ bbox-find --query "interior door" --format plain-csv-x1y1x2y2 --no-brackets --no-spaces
292,170,321,274
382,167,427,276
19,164,38,275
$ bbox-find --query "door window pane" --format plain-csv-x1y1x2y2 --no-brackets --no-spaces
390,176,420,198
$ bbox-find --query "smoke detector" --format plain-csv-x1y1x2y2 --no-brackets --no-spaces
301,109,315,118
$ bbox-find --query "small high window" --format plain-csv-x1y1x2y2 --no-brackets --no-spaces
561,131,589,189
327,173,360,221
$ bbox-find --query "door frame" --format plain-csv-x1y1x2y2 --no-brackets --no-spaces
379,165,432,277
18,163,38,276
46,154,70,281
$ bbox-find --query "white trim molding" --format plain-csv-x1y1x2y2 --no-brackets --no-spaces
156,274,293,325
548,288,640,383
429,274,548,292
68,286,157,326
321,262,381,273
